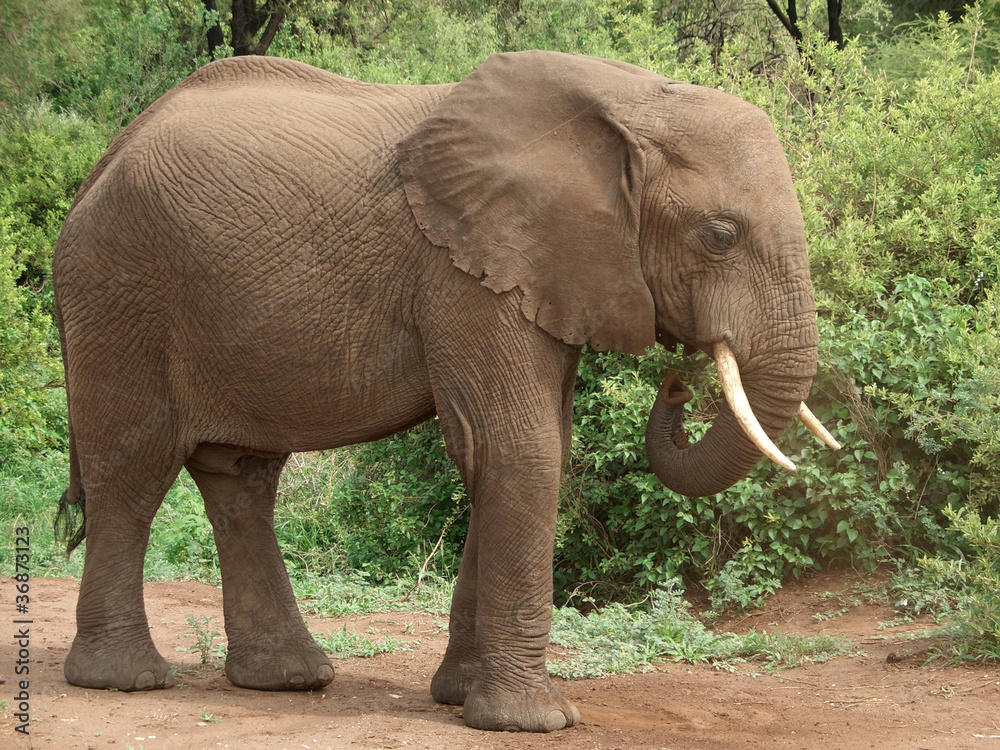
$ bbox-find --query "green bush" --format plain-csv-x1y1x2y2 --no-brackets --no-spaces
0,0,89,113
0,104,108,462
49,0,207,133
902,506,1000,661
0,215,64,462
0,103,108,295
315,422,468,582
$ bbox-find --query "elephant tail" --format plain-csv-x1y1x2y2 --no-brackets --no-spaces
54,424,87,556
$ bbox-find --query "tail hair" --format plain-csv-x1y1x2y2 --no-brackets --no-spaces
54,485,87,555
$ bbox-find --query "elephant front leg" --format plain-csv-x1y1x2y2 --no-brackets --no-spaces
461,456,580,732
187,450,333,691
434,397,580,731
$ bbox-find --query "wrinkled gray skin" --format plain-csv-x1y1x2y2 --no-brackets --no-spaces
53,51,817,732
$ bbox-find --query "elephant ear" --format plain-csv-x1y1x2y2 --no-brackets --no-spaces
398,50,663,355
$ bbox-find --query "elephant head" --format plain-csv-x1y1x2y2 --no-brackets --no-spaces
399,51,837,498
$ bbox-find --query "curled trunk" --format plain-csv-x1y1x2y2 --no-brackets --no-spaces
645,359,808,498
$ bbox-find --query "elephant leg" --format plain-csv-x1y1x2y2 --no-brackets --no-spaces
460,452,580,733
428,341,581,732
430,505,481,705
186,446,334,691
65,454,180,691
431,353,578,711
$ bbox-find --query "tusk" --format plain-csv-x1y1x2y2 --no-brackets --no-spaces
798,403,842,450
713,341,797,472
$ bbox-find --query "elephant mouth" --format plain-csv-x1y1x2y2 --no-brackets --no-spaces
712,341,838,470
655,339,840,475
655,329,685,354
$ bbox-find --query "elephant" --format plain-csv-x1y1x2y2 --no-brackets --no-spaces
52,50,838,732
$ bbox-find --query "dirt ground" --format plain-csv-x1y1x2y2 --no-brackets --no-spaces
3,574,999,750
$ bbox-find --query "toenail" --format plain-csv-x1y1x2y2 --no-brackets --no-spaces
544,709,568,732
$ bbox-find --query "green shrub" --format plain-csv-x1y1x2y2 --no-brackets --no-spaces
0,0,89,113
548,581,851,677
146,473,219,579
0,103,107,461
317,422,468,582
0,103,108,296
904,506,1000,661
0,214,64,462
50,0,207,134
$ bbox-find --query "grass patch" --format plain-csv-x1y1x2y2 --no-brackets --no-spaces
0,450,80,577
292,570,453,618
312,625,407,659
549,583,852,679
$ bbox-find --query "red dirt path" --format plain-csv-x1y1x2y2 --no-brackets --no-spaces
2,574,999,749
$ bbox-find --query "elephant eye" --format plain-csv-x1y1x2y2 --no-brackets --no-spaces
703,220,738,254
712,229,734,246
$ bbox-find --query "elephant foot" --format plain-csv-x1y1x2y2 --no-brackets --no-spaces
462,677,581,732
430,655,482,705
225,634,334,691
65,635,173,691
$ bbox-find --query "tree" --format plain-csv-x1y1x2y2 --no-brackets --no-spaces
202,0,289,58
764,0,844,50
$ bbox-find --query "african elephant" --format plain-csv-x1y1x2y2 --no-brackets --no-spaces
53,50,837,732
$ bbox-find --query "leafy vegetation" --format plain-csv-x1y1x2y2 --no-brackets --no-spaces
2,0,1000,661
184,614,226,665
312,625,407,659
548,583,851,677
891,507,1000,661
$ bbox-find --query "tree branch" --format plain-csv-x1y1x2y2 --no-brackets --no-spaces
255,9,286,55
202,0,225,60
763,0,797,39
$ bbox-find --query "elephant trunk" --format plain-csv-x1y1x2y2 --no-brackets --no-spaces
645,342,814,498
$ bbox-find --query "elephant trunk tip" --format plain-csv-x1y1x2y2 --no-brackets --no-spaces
659,372,693,407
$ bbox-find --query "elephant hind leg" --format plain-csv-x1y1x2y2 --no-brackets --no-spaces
64,448,181,691
430,504,481,705
186,444,333,691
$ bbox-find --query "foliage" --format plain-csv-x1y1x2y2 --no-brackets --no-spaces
308,424,469,583
291,569,454,617
0,0,89,114
312,625,407,658
185,614,226,665
146,473,221,579
0,226,63,463
0,103,107,461
0,452,81,577
867,1,1000,88
901,507,1000,661
44,0,208,135
548,582,851,677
